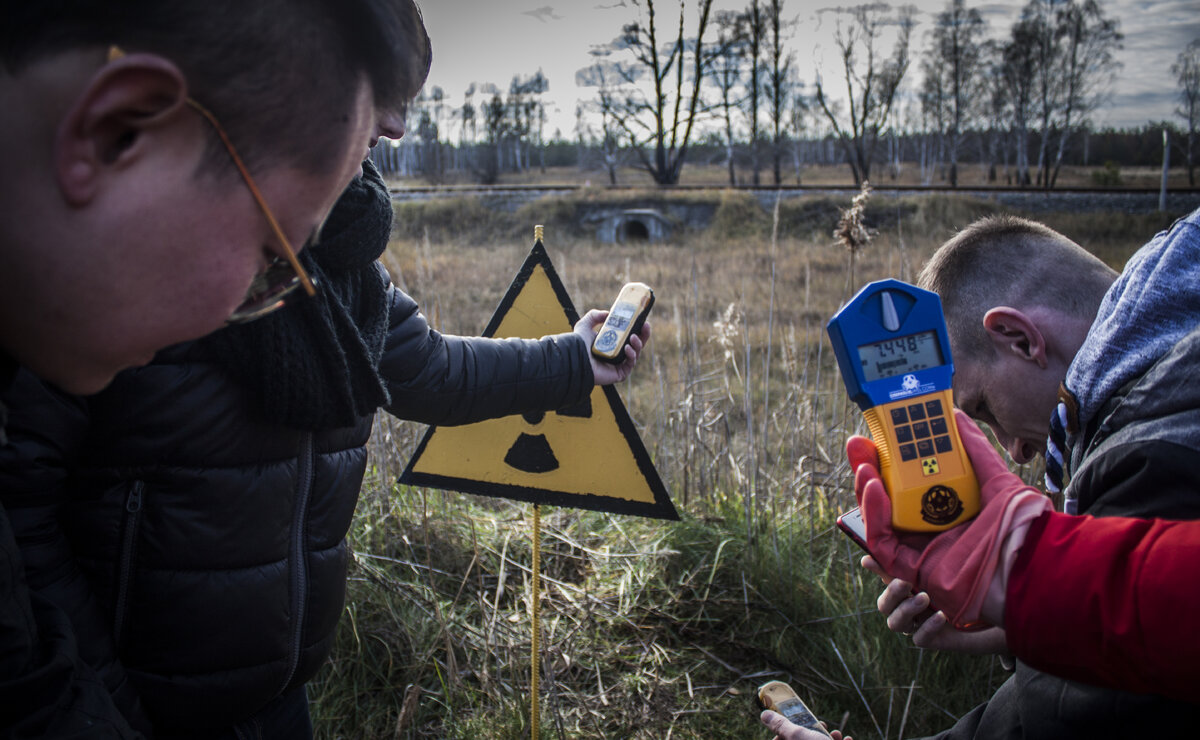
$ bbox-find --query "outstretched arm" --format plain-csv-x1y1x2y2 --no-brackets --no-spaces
379,282,649,426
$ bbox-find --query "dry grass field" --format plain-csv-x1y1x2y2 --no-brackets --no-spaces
307,188,1188,739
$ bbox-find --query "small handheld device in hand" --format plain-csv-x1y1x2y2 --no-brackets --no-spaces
836,507,871,555
755,681,832,738
827,279,979,533
591,282,654,365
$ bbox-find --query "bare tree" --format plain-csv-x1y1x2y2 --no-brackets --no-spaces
979,40,1011,183
479,92,506,184
457,83,478,173
411,87,446,183
706,9,749,185
1019,0,1121,189
1020,0,1059,188
919,46,948,181
787,88,811,183
920,0,987,187
814,3,915,187
584,0,715,185
1000,17,1038,187
507,71,550,173
1046,0,1122,188
764,0,795,185
1174,38,1200,186
743,1,765,185
577,55,627,185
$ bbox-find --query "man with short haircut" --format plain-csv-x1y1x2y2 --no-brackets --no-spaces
870,209,1200,739
0,2,430,735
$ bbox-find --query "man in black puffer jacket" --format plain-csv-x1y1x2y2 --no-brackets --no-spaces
0,158,647,738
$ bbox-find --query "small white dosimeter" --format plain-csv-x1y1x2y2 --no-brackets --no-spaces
591,282,654,365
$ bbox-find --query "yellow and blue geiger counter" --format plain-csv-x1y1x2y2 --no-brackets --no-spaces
827,279,980,532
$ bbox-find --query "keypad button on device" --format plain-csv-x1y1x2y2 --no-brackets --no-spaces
935,435,953,453
913,421,931,439
899,443,918,461
907,404,926,421
925,399,943,417
895,425,914,443
891,408,909,425
930,417,949,436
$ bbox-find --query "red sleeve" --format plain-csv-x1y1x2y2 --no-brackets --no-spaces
1005,511,1200,702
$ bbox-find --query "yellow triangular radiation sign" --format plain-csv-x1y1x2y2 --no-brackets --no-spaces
400,238,678,520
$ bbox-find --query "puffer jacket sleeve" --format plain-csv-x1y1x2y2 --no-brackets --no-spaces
1006,510,1200,703
378,280,595,425
0,370,145,737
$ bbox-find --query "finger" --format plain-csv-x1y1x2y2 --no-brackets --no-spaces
860,555,893,584
845,435,879,475
638,320,651,342
861,477,927,580
911,610,949,648
885,592,932,634
578,308,608,331
627,332,644,354
761,709,825,740
876,578,908,613
852,463,882,508
877,578,921,616
761,709,787,735
858,476,894,550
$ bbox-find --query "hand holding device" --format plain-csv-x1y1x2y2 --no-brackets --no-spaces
591,282,654,365
755,681,833,738
827,280,979,532
847,411,1051,630
871,572,1010,653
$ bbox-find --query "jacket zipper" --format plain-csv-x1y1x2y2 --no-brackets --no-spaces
278,433,315,695
113,479,144,648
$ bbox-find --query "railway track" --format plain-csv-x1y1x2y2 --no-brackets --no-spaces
390,182,1200,214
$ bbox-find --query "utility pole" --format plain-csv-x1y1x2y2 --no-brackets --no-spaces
1160,127,1170,212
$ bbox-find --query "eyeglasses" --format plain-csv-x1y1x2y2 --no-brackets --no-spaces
186,97,320,323
107,47,318,324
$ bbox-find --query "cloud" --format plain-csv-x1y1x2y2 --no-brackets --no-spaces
523,6,564,23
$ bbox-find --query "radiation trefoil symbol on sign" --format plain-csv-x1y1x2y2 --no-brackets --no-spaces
399,237,678,521
503,396,591,474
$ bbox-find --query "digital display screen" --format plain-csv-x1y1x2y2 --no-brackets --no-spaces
607,301,637,331
857,330,943,382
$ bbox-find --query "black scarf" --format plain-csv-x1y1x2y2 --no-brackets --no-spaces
199,160,393,430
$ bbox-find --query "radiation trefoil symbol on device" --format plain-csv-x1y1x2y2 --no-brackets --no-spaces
920,457,940,476
920,485,964,526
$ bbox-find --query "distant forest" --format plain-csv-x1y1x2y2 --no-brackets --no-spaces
371,123,1192,186
373,0,1199,190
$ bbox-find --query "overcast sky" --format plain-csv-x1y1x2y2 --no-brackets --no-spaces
413,0,1200,138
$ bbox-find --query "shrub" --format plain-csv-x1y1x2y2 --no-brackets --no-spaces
1091,161,1122,188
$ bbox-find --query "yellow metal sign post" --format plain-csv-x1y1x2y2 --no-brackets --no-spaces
399,228,676,740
